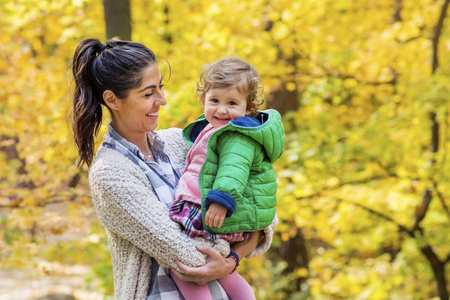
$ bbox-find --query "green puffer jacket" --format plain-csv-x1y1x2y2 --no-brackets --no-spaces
182,109,285,234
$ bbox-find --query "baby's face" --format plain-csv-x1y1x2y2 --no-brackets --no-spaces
201,86,250,128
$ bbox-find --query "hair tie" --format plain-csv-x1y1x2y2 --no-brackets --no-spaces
97,43,106,55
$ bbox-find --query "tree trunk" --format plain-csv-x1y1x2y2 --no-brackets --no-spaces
267,80,299,117
267,56,299,116
423,1,450,298
391,0,403,23
272,227,309,292
103,0,131,41
420,246,449,300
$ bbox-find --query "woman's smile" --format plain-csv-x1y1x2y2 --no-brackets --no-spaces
146,111,159,119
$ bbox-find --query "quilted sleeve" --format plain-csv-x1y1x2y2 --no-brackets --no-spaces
204,131,260,213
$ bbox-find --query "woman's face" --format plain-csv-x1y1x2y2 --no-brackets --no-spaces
112,63,167,137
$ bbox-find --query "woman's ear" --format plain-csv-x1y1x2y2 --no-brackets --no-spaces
103,90,120,111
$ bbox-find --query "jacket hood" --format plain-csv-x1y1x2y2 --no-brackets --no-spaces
183,109,285,162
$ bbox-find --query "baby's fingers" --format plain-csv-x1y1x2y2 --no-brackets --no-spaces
217,216,224,228
213,215,224,228
205,210,211,227
213,214,221,228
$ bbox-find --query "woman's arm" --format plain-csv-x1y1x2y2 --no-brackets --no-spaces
172,228,272,284
89,148,212,270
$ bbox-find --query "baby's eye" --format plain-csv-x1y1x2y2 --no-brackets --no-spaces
229,101,237,105
210,98,219,103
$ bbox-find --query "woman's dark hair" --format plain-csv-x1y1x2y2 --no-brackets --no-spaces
71,38,156,167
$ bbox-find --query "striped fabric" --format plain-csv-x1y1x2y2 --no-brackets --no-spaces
147,258,229,300
102,124,180,208
101,124,229,299
170,199,246,243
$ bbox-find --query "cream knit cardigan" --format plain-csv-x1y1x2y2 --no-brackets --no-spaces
89,128,277,300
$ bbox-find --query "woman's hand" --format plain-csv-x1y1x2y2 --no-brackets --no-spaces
172,245,236,285
171,231,263,285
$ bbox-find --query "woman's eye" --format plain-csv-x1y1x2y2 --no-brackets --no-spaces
145,85,164,97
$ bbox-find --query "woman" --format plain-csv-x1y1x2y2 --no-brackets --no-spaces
71,38,277,300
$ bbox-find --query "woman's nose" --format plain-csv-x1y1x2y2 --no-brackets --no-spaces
155,91,167,106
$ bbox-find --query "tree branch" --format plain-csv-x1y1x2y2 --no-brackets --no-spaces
432,180,450,220
413,188,433,232
335,198,414,237
431,0,450,74
413,0,450,263
265,66,397,87
444,253,450,265
395,35,424,44
391,0,403,23
296,174,400,201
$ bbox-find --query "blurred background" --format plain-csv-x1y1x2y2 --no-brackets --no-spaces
1,0,449,299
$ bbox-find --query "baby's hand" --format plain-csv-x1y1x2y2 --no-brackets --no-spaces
205,203,228,228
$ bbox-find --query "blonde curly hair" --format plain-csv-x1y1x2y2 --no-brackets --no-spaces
196,57,264,115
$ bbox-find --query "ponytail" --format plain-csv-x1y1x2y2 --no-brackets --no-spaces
71,38,157,167
72,39,104,167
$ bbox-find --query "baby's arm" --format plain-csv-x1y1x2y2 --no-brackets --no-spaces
205,202,228,228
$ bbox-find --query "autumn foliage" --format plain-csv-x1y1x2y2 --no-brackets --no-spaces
1,0,450,299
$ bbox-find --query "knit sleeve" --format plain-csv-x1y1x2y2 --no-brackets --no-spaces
89,149,211,270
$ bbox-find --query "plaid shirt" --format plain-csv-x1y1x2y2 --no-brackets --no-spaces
102,124,180,208
147,258,229,299
102,124,229,299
